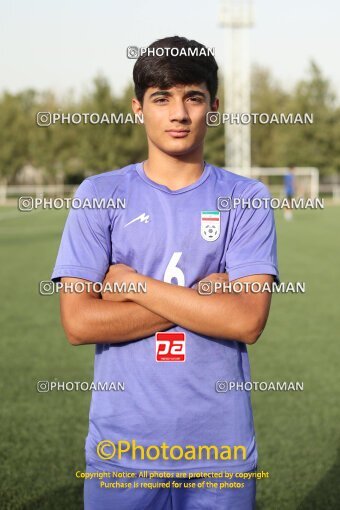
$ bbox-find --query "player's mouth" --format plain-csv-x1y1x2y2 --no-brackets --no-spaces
165,129,190,138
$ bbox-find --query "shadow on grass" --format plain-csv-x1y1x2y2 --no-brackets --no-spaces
21,484,83,510
297,445,340,510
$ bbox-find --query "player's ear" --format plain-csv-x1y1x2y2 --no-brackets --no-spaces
132,97,143,116
210,97,219,112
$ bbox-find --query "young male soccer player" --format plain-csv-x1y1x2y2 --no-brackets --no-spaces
52,36,279,510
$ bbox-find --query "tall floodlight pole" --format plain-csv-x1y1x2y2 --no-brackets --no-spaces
219,0,254,176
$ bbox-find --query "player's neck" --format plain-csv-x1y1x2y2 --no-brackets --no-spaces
143,151,205,191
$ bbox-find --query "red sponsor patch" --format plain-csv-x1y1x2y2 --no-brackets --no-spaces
155,332,186,362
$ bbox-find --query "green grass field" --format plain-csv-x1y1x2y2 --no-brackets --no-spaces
0,204,339,509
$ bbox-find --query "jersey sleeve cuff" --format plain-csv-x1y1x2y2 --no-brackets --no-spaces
51,265,106,283
227,262,280,283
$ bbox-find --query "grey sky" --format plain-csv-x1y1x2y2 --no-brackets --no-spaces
1,0,339,98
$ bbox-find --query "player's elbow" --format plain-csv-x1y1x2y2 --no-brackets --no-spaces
63,321,84,346
66,328,83,346
224,310,266,345
61,310,88,346
242,329,262,345
242,316,266,344
216,319,263,344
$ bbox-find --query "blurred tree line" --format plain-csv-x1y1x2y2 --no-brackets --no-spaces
0,60,339,184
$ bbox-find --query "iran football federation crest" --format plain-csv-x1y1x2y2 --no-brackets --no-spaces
201,211,220,242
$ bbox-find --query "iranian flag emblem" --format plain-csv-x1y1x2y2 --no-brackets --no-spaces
201,211,220,242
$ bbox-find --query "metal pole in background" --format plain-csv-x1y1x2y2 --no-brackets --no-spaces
219,0,254,176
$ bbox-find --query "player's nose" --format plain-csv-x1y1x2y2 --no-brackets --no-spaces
168,100,190,123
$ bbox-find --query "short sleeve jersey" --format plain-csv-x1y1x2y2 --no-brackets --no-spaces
51,161,279,473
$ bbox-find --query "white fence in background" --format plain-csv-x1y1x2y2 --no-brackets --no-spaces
0,185,77,205
1,173,340,205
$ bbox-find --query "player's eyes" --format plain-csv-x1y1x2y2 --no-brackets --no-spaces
188,96,204,103
154,98,168,103
153,97,204,104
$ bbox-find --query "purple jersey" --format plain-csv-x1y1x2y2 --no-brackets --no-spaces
51,161,278,473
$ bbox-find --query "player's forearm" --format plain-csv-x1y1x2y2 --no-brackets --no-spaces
62,298,174,345
130,275,265,344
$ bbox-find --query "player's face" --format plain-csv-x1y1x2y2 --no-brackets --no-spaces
132,83,218,157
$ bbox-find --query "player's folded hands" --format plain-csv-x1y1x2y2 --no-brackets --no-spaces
101,263,138,302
